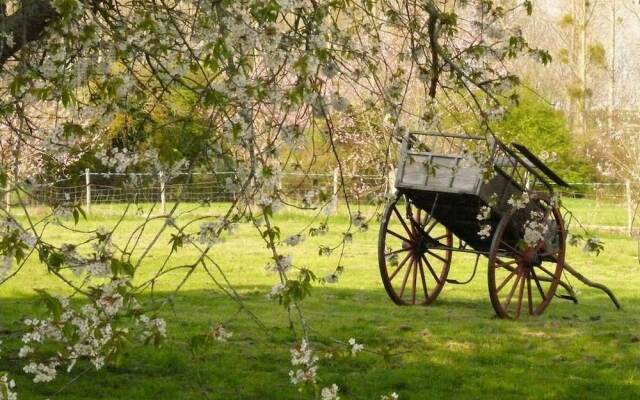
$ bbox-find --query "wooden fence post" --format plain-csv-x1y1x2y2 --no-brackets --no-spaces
159,171,166,214
387,168,397,196
85,168,91,214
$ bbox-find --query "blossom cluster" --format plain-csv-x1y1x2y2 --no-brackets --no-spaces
265,255,293,274
476,206,492,239
0,216,37,279
507,193,530,210
289,339,319,385
0,340,17,400
209,325,233,343
19,280,166,383
0,0,547,396
0,371,16,400
348,338,364,355
523,211,549,248
323,266,344,284
321,384,340,400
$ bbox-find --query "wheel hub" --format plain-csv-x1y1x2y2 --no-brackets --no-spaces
521,248,542,268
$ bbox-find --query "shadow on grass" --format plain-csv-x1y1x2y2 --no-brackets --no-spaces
0,285,639,400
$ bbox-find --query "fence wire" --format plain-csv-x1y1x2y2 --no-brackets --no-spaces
1,171,630,212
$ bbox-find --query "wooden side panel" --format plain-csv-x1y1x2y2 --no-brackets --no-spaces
398,155,481,194
479,170,524,213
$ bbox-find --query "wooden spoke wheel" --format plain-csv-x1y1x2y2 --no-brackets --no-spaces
378,195,453,306
488,196,566,319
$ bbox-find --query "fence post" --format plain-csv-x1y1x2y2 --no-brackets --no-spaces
626,179,633,237
386,168,397,197
85,168,91,214
159,171,166,214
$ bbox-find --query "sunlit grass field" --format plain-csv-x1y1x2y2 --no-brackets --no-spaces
1,198,639,399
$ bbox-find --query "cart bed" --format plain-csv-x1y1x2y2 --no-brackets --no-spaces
394,132,562,253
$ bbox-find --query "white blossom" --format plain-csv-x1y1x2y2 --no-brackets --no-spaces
523,214,548,248
283,234,304,246
321,384,340,400
0,372,17,400
289,339,318,385
266,255,292,274
18,345,33,358
478,224,492,239
267,282,286,299
507,193,529,210
198,220,223,246
348,337,364,355
23,361,59,383
476,206,491,221
210,325,233,342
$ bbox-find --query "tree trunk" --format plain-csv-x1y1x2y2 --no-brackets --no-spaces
609,0,617,135
0,0,58,66
578,0,588,138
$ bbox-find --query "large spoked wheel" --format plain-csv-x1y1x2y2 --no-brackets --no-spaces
488,195,566,319
378,195,453,306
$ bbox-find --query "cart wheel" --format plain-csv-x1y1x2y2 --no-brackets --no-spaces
488,196,566,319
378,195,452,305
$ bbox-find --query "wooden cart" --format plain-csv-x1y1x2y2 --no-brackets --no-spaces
378,132,617,319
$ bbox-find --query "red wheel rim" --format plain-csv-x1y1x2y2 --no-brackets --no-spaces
488,197,566,319
379,196,452,306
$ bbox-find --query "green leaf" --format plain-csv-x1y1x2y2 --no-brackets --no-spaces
72,205,87,225
34,289,64,321
61,86,73,107
111,259,135,277
72,208,80,225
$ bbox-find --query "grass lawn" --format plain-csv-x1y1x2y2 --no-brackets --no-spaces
1,198,639,399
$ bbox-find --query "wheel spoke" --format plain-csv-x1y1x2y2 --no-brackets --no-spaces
389,252,412,281
384,247,412,257
392,206,413,237
539,250,559,260
418,257,429,300
527,271,534,315
537,264,558,279
421,254,442,284
495,258,518,269
425,249,448,263
412,255,418,304
503,272,522,310
496,268,518,293
387,228,411,243
500,240,522,256
416,208,422,229
432,234,448,241
425,219,439,234
515,272,526,318
399,257,414,298
531,268,547,302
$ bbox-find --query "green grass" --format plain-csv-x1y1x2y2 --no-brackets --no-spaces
562,197,631,228
1,199,639,399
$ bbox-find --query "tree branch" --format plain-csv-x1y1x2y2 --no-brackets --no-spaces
0,0,59,66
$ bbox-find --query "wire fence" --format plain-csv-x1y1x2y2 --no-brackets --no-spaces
13,170,391,210
2,170,632,212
